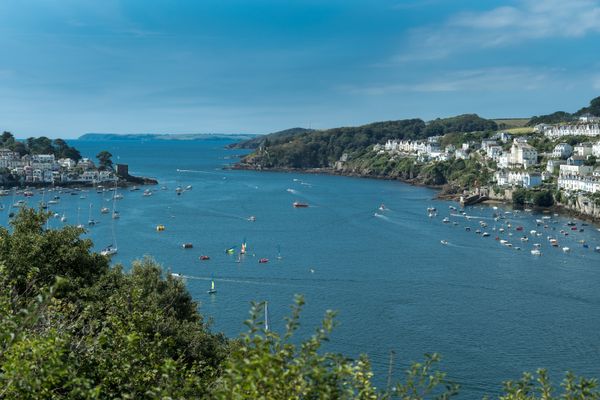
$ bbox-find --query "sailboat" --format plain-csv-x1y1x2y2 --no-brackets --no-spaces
207,280,217,294
76,207,84,229
101,181,119,256
264,301,269,331
111,180,120,219
240,239,247,255
87,203,96,226
276,245,282,260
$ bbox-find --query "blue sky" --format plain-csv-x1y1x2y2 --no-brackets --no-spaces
1,0,599,138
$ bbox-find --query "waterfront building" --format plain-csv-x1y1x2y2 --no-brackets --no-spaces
558,174,600,193
494,170,542,188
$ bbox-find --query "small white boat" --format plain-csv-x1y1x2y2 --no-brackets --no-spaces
440,240,449,245
171,273,182,278
247,215,256,222
113,193,124,200
531,249,541,256
482,232,490,237
60,214,67,222
562,247,570,253
442,217,450,223
207,280,217,294
100,245,118,256
101,207,110,214
143,190,152,197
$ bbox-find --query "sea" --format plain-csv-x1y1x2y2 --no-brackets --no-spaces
5,138,600,398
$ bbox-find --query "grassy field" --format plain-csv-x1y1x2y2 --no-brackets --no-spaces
493,118,530,128
504,127,535,135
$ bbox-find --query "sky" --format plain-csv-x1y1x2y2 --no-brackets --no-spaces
1,0,599,138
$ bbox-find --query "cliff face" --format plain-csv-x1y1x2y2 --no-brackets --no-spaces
559,195,600,220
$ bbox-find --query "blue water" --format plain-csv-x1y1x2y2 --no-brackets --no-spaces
5,139,600,398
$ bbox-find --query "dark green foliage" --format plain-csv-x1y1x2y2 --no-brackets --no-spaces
0,133,81,160
53,138,82,161
244,119,427,169
575,96,600,116
96,150,113,170
230,127,314,149
26,137,54,155
0,208,109,303
512,188,528,206
0,209,228,398
532,190,554,207
424,114,497,136
527,111,574,126
584,155,597,167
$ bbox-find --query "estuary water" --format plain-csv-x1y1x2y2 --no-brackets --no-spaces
6,138,600,398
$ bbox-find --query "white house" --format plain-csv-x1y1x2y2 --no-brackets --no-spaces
486,145,503,161
552,143,573,159
78,158,95,170
545,124,600,138
558,175,600,193
498,154,510,169
57,158,77,169
494,170,542,188
510,140,538,168
559,164,593,176
492,132,512,143
593,141,600,157
481,139,498,152
574,142,594,157
579,113,600,123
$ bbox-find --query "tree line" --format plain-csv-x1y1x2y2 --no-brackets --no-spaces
1,131,82,161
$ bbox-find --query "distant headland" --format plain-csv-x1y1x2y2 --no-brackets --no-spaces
78,133,259,141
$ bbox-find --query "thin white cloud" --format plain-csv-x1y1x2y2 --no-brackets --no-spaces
398,0,600,61
344,67,554,95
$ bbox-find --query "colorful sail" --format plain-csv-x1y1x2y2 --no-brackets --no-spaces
241,239,247,254
225,246,236,254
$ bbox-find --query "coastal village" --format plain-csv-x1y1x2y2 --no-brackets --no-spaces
0,149,116,185
372,114,600,211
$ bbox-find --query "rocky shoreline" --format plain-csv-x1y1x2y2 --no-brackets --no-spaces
0,174,158,190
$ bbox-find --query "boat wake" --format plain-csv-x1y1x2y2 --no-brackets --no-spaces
450,213,494,221
176,168,217,175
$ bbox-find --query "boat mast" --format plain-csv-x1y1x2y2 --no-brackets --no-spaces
264,301,269,332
